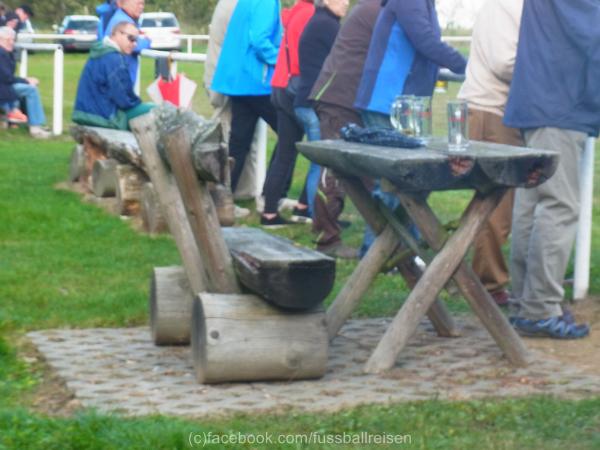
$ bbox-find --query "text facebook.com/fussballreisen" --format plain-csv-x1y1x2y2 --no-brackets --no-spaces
188,431,412,447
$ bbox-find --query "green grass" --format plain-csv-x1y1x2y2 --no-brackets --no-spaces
1,52,600,449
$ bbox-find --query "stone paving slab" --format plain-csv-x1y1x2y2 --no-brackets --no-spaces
27,317,600,418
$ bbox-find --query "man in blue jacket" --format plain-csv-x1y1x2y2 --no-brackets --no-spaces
211,0,281,192
355,0,466,125
73,22,153,130
505,0,600,339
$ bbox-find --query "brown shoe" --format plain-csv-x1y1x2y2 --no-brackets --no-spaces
318,242,357,260
490,289,510,307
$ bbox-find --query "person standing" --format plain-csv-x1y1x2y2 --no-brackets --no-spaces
102,0,151,84
294,0,354,257
211,0,281,196
505,0,600,339
258,0,314,226
355,0,466,127
457,0,524,307
203,0,261,210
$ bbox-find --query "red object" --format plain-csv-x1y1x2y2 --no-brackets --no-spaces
64,29,75,34
158,75,181,106
271,0,315,88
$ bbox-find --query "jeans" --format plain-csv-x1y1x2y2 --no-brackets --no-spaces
12,83,46,126
294,106,321,216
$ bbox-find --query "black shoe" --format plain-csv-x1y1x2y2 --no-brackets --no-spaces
290,207,313,224
260,214,293,227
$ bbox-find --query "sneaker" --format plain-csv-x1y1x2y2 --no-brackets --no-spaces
7,109,28,124
490,289,510,307
318,242,358,260
234,205,250,219
277,197,298,212
30,126,52,139
260,214,294,228
512,316,590,339
290,206,313,224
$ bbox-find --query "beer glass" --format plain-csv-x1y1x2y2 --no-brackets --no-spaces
412,96,432,143
390,95,415,135
447,100,469,151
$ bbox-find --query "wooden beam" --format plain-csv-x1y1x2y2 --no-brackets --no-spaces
164,126,240,294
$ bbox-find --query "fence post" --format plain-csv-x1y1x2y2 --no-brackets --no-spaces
52,45,64,135
574,137,596,300
19,48,28,78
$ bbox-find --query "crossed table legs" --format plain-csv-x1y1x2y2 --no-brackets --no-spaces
327,175,530,374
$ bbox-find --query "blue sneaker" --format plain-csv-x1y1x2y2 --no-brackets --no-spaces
512,316,590,339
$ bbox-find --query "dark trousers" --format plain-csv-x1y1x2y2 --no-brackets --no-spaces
263,87,306,214
229,95,278,191
312,102,360,248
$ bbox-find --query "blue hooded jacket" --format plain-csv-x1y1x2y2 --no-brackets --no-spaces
211,0,282,96
72,39,141,130
504,0,600,137
355,0,466,115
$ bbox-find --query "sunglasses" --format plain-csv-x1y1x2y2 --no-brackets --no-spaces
119,31,138,43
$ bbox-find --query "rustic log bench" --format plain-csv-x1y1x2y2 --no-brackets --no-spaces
130,109,333,383
298,138,559,374
69,124,235,226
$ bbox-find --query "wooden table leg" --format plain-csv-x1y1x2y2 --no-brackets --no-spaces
398,192,530,368
364,189,508,373
330,176,459,339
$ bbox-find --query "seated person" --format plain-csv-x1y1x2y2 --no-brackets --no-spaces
0,26,51,138
72,21,153,130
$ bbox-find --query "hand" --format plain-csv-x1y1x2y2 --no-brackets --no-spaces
26,77,39,86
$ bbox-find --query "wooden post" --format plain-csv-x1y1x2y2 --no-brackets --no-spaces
82,136,106,191
91,159,118,198
331,175,459,338
397,191,530,368
69,144,85,182
192,293,328,383
364,189,509,373
130,113,210,297
164,126,240,294
150,266,192,345
115,164,146,216
141,182,168,234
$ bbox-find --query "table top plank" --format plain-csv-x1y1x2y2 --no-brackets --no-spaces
298,138,559,192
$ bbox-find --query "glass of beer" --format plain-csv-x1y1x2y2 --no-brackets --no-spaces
412,96,432,143
390,95,415,135
447,100,469,151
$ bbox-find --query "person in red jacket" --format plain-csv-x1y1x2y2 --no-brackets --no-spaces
260,0,315,226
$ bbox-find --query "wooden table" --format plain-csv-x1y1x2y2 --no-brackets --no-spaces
298,138,559,373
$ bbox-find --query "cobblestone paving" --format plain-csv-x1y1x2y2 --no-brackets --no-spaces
27,317,600,418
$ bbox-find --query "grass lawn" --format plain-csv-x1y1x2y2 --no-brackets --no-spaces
0,52,599,449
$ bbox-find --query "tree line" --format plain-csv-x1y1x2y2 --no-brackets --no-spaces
1,0,298,31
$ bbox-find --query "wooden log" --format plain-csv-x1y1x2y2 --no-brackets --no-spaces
397,191,530,368
164,126,240,294
208,182,235,227
222,227,335,310
130,113,210,300
69,144,85,182
115,164,146,216
191,142,224,183
70,125,145,169
364,189,507,373
332,175,459,338
192,293,328,383
141,182,168,234
150,266,192,345
297,139,559,193
82,136,107,191
91,158,118,198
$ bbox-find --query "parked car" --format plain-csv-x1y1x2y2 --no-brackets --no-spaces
139,12,181,51
55,15,99,52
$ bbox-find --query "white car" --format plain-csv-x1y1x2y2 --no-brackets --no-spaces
139,12,181,51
